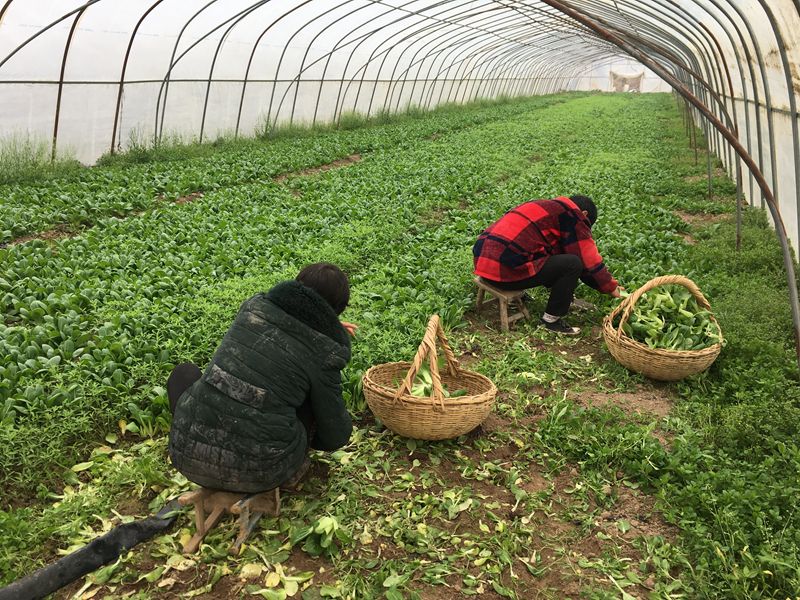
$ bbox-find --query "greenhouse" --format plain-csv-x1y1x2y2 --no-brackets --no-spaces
1,1,799,598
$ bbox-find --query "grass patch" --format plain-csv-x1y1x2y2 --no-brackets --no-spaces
0,135,81,185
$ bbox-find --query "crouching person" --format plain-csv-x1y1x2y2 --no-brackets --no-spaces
167,263,357,493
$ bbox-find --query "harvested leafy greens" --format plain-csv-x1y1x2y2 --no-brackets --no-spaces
616,285,722,351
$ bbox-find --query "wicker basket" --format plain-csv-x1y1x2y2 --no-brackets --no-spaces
362,315,497,440
602,275,723,381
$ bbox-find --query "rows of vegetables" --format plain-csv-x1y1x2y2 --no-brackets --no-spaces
0,98,559,242
1,95,571,477
1,93,798,597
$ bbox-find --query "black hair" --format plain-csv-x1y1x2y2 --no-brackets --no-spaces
569,195,597,226
296,262,350,315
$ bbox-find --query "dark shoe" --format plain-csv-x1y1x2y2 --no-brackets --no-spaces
540,318,580,336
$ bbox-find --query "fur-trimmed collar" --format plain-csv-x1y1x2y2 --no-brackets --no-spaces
266,280,350,348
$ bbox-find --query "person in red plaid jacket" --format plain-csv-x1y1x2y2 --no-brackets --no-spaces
473,195,622,335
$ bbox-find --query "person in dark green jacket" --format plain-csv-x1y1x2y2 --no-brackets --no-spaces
167,263,357,493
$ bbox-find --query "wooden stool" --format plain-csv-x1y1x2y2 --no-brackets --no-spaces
475,277,531,332
177,487,281,555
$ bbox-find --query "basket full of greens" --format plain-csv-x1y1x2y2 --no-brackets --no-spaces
362,315,497,440
602,275,723,381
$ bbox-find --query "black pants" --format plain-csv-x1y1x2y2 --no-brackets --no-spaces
487,254,583,317
167,362,202,413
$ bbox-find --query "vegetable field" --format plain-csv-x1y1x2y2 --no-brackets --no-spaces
2,93,799,599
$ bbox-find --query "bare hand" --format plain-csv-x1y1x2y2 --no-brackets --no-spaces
341,321,359,337
611,286,625,298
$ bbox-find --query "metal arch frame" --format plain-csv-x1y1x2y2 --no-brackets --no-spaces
753,0,800,249
482,28,617,98
267,0,477,127
354,4,515,119
356,4,517,118
51,3,90,160
497,34,617,98
338,0,600,118
336,0,471,121
629,0,742,167
265,0,359,128
234,0,317,137
504,45,619,97
695,21,738,158
560,0,733,176
154,0,222,142
336,2,516,122
446,34,609,106
111,0,167,154
0,0,106,159
398,7,560,109
269,1,590,128
379,6,524,115
334,0,505,117
309,0,465,125
697,0,780,211
569,0,790,253
390,3,596,109
341,1,511,121
198,0,277,143
0,0,13,23
509,1,705,110
459,10,624,102
476,47,597,101
409,13,556,111
564,2,763,247
456,7,632,102
155,1,279,143
549,0,718,110
288,0,391,125
687,0,770,207
518,54,587,95
562,54,681,96
321,0,509,124
481,45,617,101
385,9,592,112
352,0,577,116
0,0,104,70
575,0,727,150
428,11,598,105
154,1,308,142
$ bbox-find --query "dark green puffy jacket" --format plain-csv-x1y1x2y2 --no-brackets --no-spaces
168,281,352,492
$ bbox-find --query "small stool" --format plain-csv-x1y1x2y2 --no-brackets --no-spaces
475,277,531,332
177,487,281,555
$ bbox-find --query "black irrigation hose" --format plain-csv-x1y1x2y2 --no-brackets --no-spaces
0,500,182,600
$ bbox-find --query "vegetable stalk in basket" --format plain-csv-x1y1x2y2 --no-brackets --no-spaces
409,362,467,398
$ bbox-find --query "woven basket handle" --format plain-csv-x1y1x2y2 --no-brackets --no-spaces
609,274,713,339
393,315,461,409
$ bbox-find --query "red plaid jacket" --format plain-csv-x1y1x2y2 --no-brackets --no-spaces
472,197,618,293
